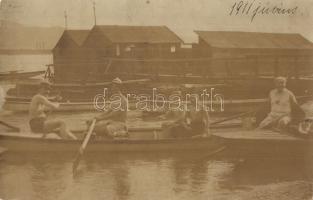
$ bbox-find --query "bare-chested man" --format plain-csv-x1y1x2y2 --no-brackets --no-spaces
258,77,298,129
29,80,77,139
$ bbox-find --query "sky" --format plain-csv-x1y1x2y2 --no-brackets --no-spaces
0,0,312,42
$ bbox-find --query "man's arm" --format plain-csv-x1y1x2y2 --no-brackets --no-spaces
202,109,210,136
38,95,59,109
289,91,298,105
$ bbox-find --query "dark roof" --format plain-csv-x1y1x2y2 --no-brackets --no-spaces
94,25,183,43
195,31,313,49
65,30,90,46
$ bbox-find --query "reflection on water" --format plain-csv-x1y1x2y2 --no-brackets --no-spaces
0,152,312,200
0,54,52,72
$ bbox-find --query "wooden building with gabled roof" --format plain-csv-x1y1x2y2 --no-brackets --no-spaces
83,25,183,55
54,30,90,48
52,25,185,83
194,31,313,56
82,25,184,79
52,30,90,82
193,31,313,78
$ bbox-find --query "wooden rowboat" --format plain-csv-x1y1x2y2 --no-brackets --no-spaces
0,127,225,153
3,100,97,112
1,124,312,158
213,128,313,158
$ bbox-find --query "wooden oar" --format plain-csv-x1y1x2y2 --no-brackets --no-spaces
72,119,96,173
0,120,20,132
210,111,255,126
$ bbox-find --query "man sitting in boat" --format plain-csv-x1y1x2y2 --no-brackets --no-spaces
258,77,299,129
298,100,313,136
164,95,210,138
159,90,185,120
29,80,77,139
88,78,128,138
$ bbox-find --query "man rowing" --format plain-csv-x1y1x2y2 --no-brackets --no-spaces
163,93,210,138
258,77,299,129
88,78,128,138
29,80,77,139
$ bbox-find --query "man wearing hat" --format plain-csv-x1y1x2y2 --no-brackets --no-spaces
29,79,77,139
258,77,299,129
88,77,128,138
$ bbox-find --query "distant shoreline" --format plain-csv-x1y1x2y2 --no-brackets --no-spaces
0,49,51,55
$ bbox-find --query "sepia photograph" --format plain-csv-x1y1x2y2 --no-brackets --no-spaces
0,0,312,199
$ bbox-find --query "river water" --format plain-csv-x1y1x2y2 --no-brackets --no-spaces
0,54,51,72
0,151,312,200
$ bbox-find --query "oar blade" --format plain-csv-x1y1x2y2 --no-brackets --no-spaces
72,119,96,174
72,152,82,173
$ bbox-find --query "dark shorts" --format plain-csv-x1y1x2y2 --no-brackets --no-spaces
29,117,46,133
170,120,205,138
190,121,206,135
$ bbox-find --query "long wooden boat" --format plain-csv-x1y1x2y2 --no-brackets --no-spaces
0,127,225,153
3,100,97,112
213,128,313,158
0,70,45,81
3,98,267,113
4,95,312,113
1,124,312,157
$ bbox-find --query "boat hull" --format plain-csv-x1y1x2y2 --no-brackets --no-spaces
0,70,45,81
3,101,96,112
0,132,224,153
213,129,313,158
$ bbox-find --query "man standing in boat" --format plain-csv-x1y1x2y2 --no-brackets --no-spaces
258,77,299,129
89,77,128,138
29,80,77,139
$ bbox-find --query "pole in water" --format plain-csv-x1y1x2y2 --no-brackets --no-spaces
64,10,68,29
93,1,97,25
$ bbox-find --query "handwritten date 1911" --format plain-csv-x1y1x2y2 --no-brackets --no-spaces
229,0,298,22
